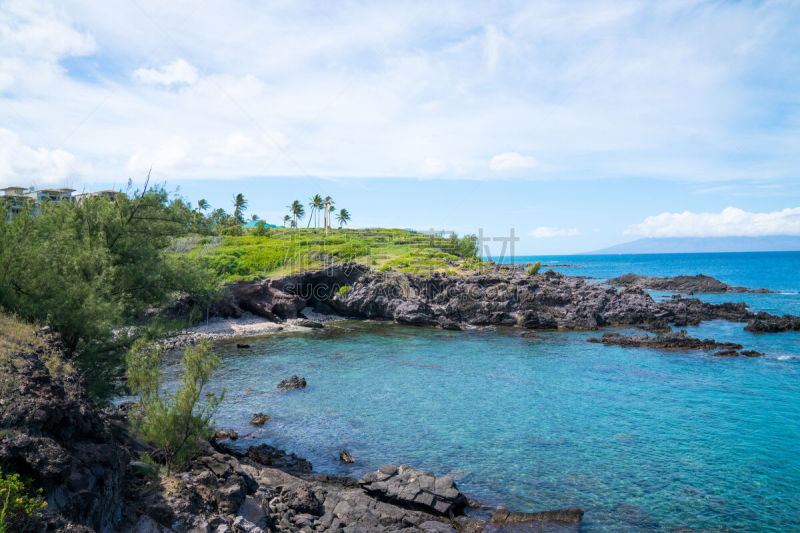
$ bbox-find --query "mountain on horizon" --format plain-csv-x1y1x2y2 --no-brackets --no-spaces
587,236,800,254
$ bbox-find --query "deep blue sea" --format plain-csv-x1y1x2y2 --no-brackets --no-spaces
165,252,800,532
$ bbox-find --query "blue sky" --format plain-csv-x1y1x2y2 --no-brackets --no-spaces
1,0,799,253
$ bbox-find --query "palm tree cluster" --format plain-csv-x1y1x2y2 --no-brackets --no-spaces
190,191,351,234
284,195,350,232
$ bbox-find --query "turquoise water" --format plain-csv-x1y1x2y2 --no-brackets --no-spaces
164,253,800,532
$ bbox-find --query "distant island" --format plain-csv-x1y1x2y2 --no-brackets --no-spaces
588,236,800,254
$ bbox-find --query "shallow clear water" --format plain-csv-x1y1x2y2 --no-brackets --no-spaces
162,252,800,532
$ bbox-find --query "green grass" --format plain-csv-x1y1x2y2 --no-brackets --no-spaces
174,227,484,279
0,313,75,397
0,313,44,357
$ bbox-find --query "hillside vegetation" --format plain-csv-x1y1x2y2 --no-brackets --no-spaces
176,227,482,279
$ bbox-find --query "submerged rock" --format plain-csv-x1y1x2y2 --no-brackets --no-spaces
295,318,325,329
249,413,272,426
215,429,239,440
359,464,468,517
713,349,764,358
491,506,584,525
607,273,772,294
276,375,306,391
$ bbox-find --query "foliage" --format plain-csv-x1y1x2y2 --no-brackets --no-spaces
0,186,217,354
179,227,484,279
337,285,351,295
232,193,247,224
335,208,351,228
0,467,47,533
526,261,542,276
126,339,223,474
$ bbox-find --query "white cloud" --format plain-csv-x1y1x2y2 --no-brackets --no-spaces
530,226,581,238
0,129,81,186
625,207,800,237
419,157,448,176
133,59,198,86
127,136,191,175
490,152,538,171
0,0,95,61
1,1,799,183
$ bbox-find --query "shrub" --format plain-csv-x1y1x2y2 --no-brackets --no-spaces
526,261,542,276
206,254,248,276
337,285,351,296
0,468,47,533
126,339,224,474
335,242,370,260
378,265,392,272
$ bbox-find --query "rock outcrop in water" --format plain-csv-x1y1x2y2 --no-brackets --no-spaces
587,331,743,351
745,312,800,333
277,375,307,391
607,273,773,294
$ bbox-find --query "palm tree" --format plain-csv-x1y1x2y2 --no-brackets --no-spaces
307,194,323,228
283,214,291,227
197,198,210,213
336,208,351,228
323,195,334,235
250,213,258,221
288,200,305,229
314,195,324,227
232,193,247,223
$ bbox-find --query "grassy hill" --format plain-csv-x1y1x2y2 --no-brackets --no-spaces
173,227,483,280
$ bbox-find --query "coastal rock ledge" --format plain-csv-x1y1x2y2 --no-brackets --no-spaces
359,464,468,517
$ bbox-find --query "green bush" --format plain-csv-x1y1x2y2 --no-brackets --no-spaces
0,468,47,533
526,261,542,276
335,242,370,260
126,339,224,474
337,285,351,295
206,254,248,276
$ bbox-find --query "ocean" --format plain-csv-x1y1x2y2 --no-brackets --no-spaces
164,252,800,532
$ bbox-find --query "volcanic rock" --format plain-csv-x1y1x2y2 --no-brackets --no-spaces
588,331,742,351
276,375,306,391
359,464,468,517
608,273,772,294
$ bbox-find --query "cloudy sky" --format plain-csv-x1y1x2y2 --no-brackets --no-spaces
2,0,799,253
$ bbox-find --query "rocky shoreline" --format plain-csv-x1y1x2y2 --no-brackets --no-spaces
0,336,583,532
165,264,800,356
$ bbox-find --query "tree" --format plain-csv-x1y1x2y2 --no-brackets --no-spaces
283,214,291,227
323,196,334,235
0,185,213,353
288,200,304,229
126,339,223,474
232,193,247,224
197,199,209,213
336,208,351,228
307,194,323,228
